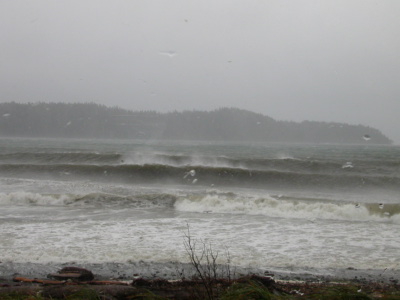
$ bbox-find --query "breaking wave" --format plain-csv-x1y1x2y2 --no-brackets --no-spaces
0,152,121,165
2,150,400,176
1,190,398,223
174,192,400,223
0,191,177,208
1,163,399,191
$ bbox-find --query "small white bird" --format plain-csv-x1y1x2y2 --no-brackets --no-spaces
342,162,354,169
183,169,196,179
363,134,371,141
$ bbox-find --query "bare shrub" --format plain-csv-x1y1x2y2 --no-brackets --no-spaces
183,223,233,299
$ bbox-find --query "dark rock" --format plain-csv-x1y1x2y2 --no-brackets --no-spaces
132,278,152,287
42,285,137,299
151,278,172,287
48,266,94,281
131,278,172,288
237,274,275,288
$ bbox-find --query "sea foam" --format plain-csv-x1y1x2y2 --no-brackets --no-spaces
0,192,71,206
174,193,400,223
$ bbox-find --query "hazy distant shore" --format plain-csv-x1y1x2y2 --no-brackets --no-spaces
0,102,392,144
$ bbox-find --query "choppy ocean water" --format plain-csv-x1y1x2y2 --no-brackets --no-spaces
0,138,399,278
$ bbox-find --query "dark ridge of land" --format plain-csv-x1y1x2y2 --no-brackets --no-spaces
0,102,393,144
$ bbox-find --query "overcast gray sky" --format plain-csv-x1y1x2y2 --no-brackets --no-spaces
1,1,399,143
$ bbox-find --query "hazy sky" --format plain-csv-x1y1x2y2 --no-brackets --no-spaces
1,1,400,143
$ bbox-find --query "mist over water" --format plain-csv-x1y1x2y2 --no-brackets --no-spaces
1,138,400,275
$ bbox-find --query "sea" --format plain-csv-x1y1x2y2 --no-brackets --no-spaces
1,137,399,280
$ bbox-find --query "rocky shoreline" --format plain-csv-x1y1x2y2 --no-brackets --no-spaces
1,261,399,299
1,261,399,283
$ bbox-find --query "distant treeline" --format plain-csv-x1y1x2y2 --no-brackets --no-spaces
0,102,392,144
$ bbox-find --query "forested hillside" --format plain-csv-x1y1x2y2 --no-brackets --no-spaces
0,102,392,144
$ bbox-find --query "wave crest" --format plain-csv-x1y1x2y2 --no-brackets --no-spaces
174,193,400,223
0,191,177,208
